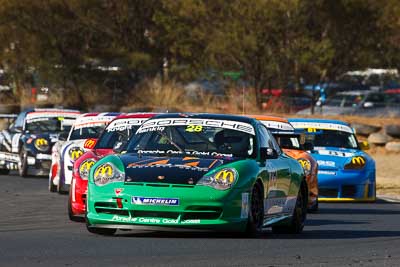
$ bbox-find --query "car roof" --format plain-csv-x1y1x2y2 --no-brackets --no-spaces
247,114,288,123
152,113,256,124
288,118,350,126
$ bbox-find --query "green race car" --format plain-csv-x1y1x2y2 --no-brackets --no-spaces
86,113,307,236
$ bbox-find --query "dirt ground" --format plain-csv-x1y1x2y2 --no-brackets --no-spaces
371,150,400,197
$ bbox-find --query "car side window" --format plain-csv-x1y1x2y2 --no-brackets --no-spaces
258,124,282,154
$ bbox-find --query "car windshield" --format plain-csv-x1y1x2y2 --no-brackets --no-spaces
325,94,365,107
25,117,74,133
95,126,139,149
273,134,302,150
69,126,104,140
126,119,256,158
304,129,358,149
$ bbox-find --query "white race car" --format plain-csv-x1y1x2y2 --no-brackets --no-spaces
49,112,119,193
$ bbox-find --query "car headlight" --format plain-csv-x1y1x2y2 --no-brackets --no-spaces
344,156,366,170
197,168,238,190
298,158,311,176
93,163,125,186
34,138,49,152
69,147,84,162
78,158,96,180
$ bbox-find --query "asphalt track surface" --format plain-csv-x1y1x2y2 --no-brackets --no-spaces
1,174,400,267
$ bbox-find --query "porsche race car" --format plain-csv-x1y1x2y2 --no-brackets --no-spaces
0,108,80,176
86,113,308,236
68,113,156,221
49,112,119,193
289,118,375,202
251,115,319,212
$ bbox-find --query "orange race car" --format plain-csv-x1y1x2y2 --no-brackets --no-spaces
250,115,319,212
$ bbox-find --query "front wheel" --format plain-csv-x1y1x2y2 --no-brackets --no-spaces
18,149,28,177
246,182,264,236
272,181,307,234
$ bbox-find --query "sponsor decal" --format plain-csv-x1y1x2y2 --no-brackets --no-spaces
215,169,235,183
111,215,200,225
298,159,311,170
35,138,48,147
290,122,353,133
185,125,203,133
83,139,96,149
94,164,113,177
316,149,355,158
132,149,232,158
351,156,365,165
260,121,294,131
318,170,337,175
137,118,255,135
241,193,249,219
69,147,84,161
131,197,179,206
115,188,123,196
73,116,115,129
317,160,336,167
106,118,148,132
80,160,95,173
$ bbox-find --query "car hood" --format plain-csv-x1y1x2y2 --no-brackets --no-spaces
24,132,63,144
121,155,236,185
310,147,363,170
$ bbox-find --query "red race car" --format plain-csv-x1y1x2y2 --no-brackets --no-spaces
68,113,156,221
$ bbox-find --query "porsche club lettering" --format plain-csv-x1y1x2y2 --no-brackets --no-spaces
351,156,365,165
137,118,256,135
215,170,235,183
111,215,201,224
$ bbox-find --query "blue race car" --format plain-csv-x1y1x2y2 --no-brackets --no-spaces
288,118,375,202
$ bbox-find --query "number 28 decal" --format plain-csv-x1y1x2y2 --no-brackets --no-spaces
185,125,203,133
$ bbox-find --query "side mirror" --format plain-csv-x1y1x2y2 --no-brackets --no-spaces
359,141,370,151
260,147,278,161
302,142,314,151
363,102,374,108
59,132,68,141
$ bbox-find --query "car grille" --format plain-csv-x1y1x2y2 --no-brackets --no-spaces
319,188,338,198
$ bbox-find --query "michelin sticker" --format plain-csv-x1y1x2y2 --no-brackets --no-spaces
131,196,180,206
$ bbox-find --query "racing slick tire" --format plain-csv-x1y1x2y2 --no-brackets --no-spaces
272,180,307,234
86,215,116,236
57,180,68,195
246,181,264,236
68,186,84,222
18,148,28,177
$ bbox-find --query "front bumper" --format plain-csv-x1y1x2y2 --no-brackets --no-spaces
317,168,376,202
86,183,250,232
70,175,88,215
27,153,52,176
